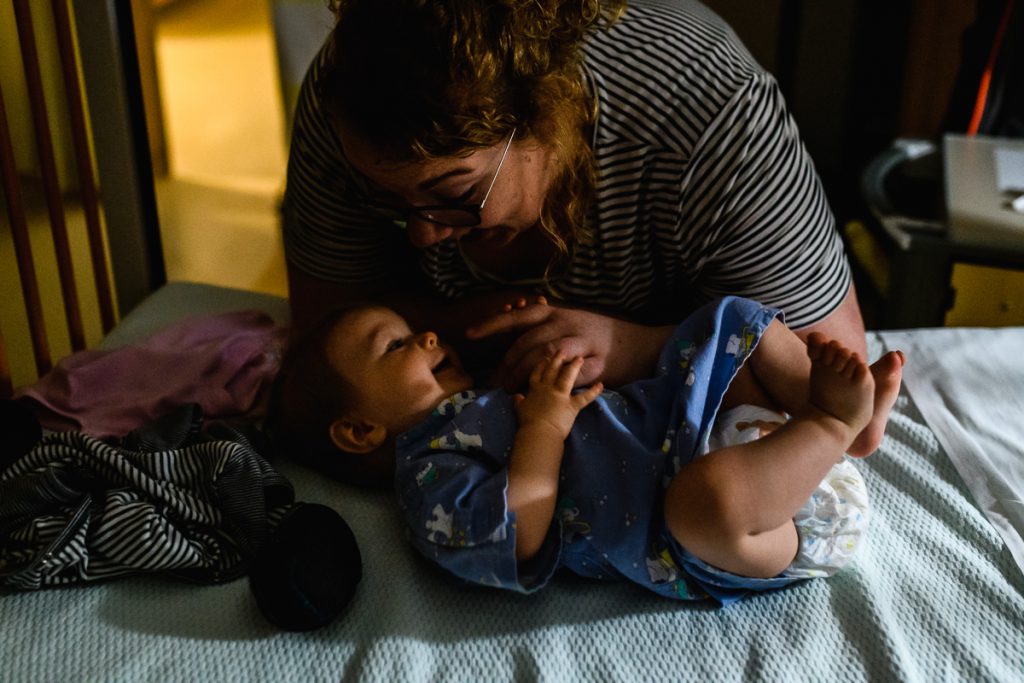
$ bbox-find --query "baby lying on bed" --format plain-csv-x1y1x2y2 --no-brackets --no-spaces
268,296,904,604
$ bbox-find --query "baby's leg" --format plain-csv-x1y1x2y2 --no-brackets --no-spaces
664,336,876,578
718,363,778,412
742,321,904,456
734,319,811,413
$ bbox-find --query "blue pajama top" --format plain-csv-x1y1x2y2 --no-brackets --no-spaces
395,297,791,603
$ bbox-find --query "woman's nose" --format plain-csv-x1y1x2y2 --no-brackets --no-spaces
406,218,452,248
416,332,438,349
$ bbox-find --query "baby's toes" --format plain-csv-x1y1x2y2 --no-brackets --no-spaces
831,346,852,372
806,332,828,360
819,340,842,366
850,360,869,383
838,357,854,378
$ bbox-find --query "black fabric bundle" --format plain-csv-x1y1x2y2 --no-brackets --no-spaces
0,399,360,631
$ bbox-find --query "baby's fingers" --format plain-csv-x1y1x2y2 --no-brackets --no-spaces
502,296,529,313
555,356,586,391
504,295,548,312
531,351,564,386
571,381,604,410
529,357,547,386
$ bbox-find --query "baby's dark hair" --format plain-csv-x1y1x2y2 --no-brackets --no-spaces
266,307,395,489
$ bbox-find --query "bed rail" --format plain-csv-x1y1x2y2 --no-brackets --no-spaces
0,0,164,398
0,80,53,390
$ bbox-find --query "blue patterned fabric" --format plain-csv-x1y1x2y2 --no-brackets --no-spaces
395,297,796,603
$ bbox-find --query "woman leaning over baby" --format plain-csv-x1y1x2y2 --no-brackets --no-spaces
281,0,867,389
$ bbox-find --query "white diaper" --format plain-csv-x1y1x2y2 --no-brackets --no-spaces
708,404,870,578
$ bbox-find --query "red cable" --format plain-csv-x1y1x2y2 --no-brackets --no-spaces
967,0,1016,136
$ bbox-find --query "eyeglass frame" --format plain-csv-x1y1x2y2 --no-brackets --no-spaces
361,127,517,229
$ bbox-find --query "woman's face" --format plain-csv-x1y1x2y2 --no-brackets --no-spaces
339,126,554,249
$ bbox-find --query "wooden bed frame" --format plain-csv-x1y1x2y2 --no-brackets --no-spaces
1,0,164,398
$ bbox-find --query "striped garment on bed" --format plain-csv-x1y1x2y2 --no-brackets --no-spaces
0,405,292,590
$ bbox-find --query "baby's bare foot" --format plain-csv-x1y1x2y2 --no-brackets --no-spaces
847,349,905,457
805,333,875,445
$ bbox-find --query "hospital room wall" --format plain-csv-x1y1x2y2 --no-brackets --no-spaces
132,0,289,298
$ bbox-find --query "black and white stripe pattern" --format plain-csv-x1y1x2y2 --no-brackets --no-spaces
282,0,849,329
0,428,292,590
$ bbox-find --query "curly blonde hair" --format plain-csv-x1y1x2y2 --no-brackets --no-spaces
320,0,626,256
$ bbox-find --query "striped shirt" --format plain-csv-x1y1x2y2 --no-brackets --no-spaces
282,0,850,329
0,409,292,590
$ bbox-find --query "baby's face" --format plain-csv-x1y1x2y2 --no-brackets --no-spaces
326,307,474,432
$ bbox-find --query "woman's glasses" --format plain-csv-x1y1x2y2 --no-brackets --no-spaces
363,128,516,228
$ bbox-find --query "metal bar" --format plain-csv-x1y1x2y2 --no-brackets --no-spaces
72,0,166,316
12,0,87,351
51,0,117,333
0,81,53,377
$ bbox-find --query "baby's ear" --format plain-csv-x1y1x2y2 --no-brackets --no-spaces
329,416,387,454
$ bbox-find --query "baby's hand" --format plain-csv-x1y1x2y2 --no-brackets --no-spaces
514,353,603,439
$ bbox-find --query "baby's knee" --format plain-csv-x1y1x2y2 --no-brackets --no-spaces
663,466,745,550
664,475,799,578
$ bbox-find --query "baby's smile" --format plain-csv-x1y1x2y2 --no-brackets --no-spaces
432,354,453,375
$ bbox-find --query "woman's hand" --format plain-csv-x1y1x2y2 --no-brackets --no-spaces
466,298,675,390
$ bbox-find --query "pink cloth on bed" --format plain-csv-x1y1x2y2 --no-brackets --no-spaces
15,310,288,439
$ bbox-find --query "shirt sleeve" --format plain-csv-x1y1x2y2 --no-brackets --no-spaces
395,398,560,592
281,50,417,287
678,72,851,329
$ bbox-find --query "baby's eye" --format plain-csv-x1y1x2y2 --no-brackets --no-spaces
386,338,405,353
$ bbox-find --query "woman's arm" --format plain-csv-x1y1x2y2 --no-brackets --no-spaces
464,284,867,392
467,300,675,390
791,283,867,361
